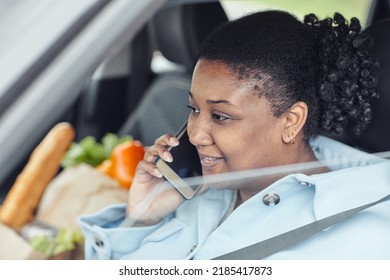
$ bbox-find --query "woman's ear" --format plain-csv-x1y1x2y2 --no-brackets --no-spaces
281,101,308,144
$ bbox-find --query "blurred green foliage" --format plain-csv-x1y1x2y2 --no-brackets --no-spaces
29,229,84,257
221,0,372,27
61,133,133,168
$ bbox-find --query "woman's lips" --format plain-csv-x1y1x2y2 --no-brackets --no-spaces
198,153,224,169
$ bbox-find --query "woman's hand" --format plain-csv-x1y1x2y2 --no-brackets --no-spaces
125,134,184,226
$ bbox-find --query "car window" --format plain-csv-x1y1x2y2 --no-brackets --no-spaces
0,0,167,197
0,0,98,105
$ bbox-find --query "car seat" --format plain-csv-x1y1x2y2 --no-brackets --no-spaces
342,18,390,152
118,1,228,145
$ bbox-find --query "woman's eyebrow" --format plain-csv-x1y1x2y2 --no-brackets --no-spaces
207,99,232,105
189,91,238,107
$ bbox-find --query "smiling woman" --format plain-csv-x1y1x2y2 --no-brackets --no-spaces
1,0,389,266
78,9,390,260
187,60,300,179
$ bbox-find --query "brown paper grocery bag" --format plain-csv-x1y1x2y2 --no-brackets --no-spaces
0,164,127,260
36,163,128,231
0,222,46,260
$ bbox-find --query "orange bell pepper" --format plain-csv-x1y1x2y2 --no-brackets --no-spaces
96,159,114,176
110,140,145,189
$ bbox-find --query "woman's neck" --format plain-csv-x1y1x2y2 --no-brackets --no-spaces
235,143,330,207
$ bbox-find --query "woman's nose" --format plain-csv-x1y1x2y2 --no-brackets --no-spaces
187,117,213,147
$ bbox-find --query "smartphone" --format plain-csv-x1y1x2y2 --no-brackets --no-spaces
154,122,203,199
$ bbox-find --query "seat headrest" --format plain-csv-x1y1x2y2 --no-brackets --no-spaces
344,19,390,152
151,2,228,71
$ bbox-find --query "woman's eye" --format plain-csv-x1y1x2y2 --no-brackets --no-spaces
186,104,200,113
212,113,229,121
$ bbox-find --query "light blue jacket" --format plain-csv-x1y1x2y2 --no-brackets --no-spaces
79,136,390,259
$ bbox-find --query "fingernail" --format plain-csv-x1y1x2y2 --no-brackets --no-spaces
163,151,173,162
169,137,179,146
154,169,163,177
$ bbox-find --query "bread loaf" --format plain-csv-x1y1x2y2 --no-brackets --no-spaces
0,122,75,230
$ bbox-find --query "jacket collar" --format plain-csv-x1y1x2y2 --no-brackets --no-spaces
305,136,390,220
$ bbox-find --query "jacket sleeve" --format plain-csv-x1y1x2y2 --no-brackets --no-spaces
78,203,165,259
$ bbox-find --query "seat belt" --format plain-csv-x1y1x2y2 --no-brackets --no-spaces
212,194,390,260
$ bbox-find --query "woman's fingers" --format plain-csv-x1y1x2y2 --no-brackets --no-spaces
136,160,163,179
126,134,185,226
155,134,179,147
144,134,179,163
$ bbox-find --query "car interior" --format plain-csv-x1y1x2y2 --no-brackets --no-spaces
1,0,390,263
0,0,390,201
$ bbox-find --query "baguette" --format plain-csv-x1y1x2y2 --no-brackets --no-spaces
0,122,75,230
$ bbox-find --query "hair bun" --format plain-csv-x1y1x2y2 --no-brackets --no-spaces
305,13,379,136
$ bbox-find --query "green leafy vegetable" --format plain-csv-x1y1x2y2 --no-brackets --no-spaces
61,133,132,168
29,229,84,257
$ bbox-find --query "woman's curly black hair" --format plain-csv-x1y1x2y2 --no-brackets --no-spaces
198,10,379,140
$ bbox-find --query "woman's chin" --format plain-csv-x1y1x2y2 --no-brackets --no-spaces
201,163,231,189
201,158,225,174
